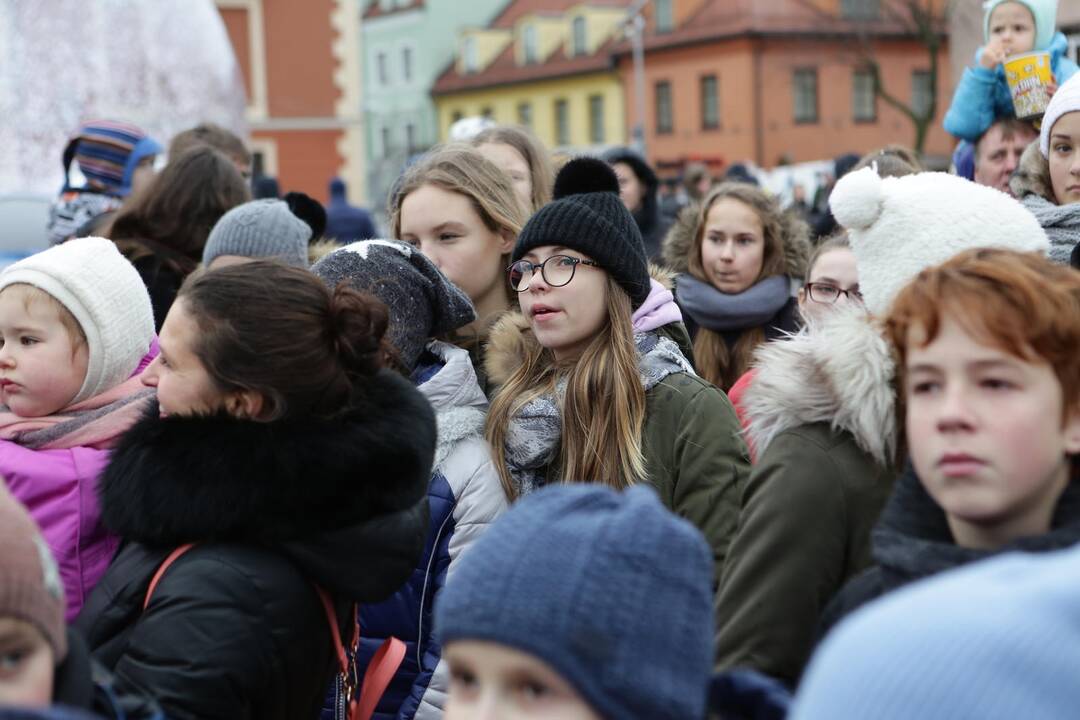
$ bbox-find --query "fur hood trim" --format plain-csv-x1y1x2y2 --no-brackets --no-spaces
100,369,435,547
661,202,810,279
420,340,489,469
1009,141,1053,202
743,309,897,466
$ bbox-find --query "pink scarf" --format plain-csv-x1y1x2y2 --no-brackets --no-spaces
0,338,158,451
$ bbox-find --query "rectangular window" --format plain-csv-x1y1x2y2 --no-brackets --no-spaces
852,68,877,122
463,37,477,73
701,74,719,129
793,68,819,124
655,0,674,33
380,126,392,158
402,46,413,82
841,0,880,20
376,51,388,86
555,99,570,146
589,94,605,144
481,106,494,119
572,16,587,56
518,102,533,128
523,25,538,64
655,80,673,134
405,123,416,154
911,70,934,118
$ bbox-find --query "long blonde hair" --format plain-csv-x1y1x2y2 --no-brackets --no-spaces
689,183,792,390
486,277,646,502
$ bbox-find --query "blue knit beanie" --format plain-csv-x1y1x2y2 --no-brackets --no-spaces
435,484,714,720
983,0,1057,52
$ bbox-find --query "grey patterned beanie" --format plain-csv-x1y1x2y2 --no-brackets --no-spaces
203,199,311,268
311,240,476,371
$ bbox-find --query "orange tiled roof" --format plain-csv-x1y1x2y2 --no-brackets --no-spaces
431,0,630,95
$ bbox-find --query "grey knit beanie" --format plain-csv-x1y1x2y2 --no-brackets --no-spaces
311,240,476,371
202,199,311,268
435,484,714,720
514,157,651,308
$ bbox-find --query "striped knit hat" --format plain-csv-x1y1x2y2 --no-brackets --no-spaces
64,120,162,196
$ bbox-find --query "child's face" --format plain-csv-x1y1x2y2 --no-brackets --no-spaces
700,198,766,295
0,286,88,417
0,618,54,708
904,313,1080,547
1049,111,1080,206
988,2,1036,56
445,641,602,720
141,298,226,418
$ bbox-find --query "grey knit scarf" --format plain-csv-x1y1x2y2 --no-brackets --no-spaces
675,274,791,332
504,332,695,495
1022,195,1080,264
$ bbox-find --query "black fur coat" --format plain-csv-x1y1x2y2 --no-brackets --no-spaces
75,369,435,720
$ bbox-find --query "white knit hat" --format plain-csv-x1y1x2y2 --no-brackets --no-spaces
0,237,154,403
1040,72,1080,158
830,168,1050,316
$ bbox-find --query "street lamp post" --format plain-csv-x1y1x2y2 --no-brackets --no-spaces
624,0,649,157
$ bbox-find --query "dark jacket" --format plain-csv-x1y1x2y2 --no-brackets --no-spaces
604,148,671,263
823,462,1080,633
715,312,897,687
53,629,164,720
75,371,435,720
325,179,378,244
113,237,197,330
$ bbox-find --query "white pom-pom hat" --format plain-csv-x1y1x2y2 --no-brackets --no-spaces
829,168,1049,316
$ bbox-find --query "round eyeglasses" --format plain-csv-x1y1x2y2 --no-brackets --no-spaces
508,254,601,292
805,282,864,305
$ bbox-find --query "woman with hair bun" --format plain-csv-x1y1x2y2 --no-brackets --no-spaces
75,261,436,720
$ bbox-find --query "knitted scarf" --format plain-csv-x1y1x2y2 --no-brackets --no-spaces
675,274,791,332
0,375,154,450
1022,195,1080,264
504,331,695,495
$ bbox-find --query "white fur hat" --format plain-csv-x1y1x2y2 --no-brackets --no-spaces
830,168,1050,316
1041,72,1080,158
0,237,154,404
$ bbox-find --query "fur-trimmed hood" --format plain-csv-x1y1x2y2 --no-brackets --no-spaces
1010,141,1053,202
743,309,897,466
661,203,810,279
420,340,488,469
99,369,435,598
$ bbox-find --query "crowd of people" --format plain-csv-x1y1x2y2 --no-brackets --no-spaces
2,1,1080,718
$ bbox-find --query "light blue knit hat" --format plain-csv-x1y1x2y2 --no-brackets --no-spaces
983,0,1057,52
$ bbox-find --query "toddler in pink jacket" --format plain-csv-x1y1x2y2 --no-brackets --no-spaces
0,237,156,620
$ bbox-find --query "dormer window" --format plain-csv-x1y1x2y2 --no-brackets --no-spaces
572,16,587,56
523,24,538,64
463,36,477,73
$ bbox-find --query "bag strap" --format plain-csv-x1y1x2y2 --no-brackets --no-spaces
143,543,196,610
315,586,406,720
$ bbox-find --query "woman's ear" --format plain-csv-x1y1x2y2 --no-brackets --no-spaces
224,389,266,421
498,229,516,255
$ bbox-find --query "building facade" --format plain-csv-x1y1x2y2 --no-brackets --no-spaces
614,0,953,177
431,0,631,153
216,0,364,204
362,0,506,210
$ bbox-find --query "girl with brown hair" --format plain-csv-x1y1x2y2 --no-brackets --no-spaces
663,182,810,391
390,145,528,390
471,124,554,214
107,146,250,328
484,158,750,585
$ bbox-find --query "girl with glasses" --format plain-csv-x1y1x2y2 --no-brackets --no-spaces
391,146,529,393
485,158,751,585
663,183,810,392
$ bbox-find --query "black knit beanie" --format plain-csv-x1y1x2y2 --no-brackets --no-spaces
513,157,651,308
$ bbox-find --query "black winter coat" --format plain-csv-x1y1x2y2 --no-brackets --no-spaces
75,370,435,720
822,463,1080,632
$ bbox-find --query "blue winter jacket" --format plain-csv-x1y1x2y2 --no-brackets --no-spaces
943,32,1078,142
323,342,507,720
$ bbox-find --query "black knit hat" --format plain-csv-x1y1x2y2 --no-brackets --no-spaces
513,157,651,308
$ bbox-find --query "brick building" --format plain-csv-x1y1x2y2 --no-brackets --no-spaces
215,0,365,204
